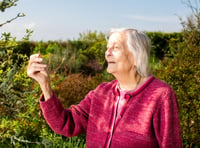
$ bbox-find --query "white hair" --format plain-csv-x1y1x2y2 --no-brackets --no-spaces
108,28,151,77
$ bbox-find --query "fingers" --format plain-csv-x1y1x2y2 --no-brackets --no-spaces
30,53,40,60
27,64,47,77
28,53,47,71
27,53,48,77
29,62,47,71
27,53,52,87
29,53,43,64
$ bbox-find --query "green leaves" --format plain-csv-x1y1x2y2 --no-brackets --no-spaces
153,3,200,146
0,0,18,12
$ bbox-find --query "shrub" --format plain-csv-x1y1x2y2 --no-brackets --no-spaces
0,74,87,147
54,72,114,107
32,32,107,76
146,32,183,60
153,2,200,147
0,33,31,119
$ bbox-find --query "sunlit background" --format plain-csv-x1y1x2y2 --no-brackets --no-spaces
0,0,191,41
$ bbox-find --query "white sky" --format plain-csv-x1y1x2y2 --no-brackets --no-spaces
0,0,193,41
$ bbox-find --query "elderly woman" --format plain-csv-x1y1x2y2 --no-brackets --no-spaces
27,28,182,148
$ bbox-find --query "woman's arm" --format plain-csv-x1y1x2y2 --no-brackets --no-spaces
40,91,91,137
27,53,90,137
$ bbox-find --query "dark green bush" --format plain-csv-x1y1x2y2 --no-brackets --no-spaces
147,32,183,60
13,41,35,57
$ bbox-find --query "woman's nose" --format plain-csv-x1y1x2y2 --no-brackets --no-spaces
105,48,113,56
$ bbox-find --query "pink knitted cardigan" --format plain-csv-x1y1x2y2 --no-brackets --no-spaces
40,76,182,148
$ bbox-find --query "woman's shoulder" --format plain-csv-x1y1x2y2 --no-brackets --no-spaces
95,79,117,90
151,76,174,90
149,76,176,98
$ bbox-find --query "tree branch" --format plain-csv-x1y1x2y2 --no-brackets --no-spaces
11,136,42,145
0,13,25,27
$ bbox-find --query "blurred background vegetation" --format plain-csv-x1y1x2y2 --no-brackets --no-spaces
0,0,199,147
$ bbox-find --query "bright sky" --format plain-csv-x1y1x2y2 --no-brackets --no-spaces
0,0,192,41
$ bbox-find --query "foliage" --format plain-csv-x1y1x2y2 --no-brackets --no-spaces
0,31,110,147
0,79,86,147
0,0,87,147
0,33,87,147
153,1,200,147
32,31,182,76
0,0,199,146
32,31,107,75
0,0,18,12
0,33,31,119
146,32,183,60
0,0,25,27
55,72,114,108
77,31,107,75
1,29,199,147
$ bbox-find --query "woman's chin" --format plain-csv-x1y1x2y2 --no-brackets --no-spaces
106,68,112,74
106,68,116,74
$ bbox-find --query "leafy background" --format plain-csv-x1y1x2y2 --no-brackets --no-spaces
0,0,199,147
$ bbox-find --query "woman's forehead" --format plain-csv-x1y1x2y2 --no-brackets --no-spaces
108,32,125,44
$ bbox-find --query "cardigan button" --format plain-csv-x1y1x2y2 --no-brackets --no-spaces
125,94,131,99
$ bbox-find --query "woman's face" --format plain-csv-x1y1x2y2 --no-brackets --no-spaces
105,32,135,77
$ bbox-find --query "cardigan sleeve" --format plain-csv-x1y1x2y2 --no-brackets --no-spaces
40,91,93,137
153,88,183,148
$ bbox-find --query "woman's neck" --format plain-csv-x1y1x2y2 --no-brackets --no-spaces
116,73,143,91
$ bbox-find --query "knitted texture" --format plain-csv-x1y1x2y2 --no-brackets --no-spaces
40,76,182,148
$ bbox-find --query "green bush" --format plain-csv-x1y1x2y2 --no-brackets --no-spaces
1,6,199,146
32,31,107,75
147,32,183,60
0,73,87,147
1,29,198,147
0,34,31,119
153,9,200,147
31,31,183,76
54,72,114,107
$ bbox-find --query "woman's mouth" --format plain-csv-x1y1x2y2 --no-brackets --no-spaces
108,61,116,64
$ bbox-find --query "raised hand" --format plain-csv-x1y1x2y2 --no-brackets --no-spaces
27,53,53,100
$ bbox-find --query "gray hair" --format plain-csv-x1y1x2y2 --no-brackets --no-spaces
108,28,151,77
